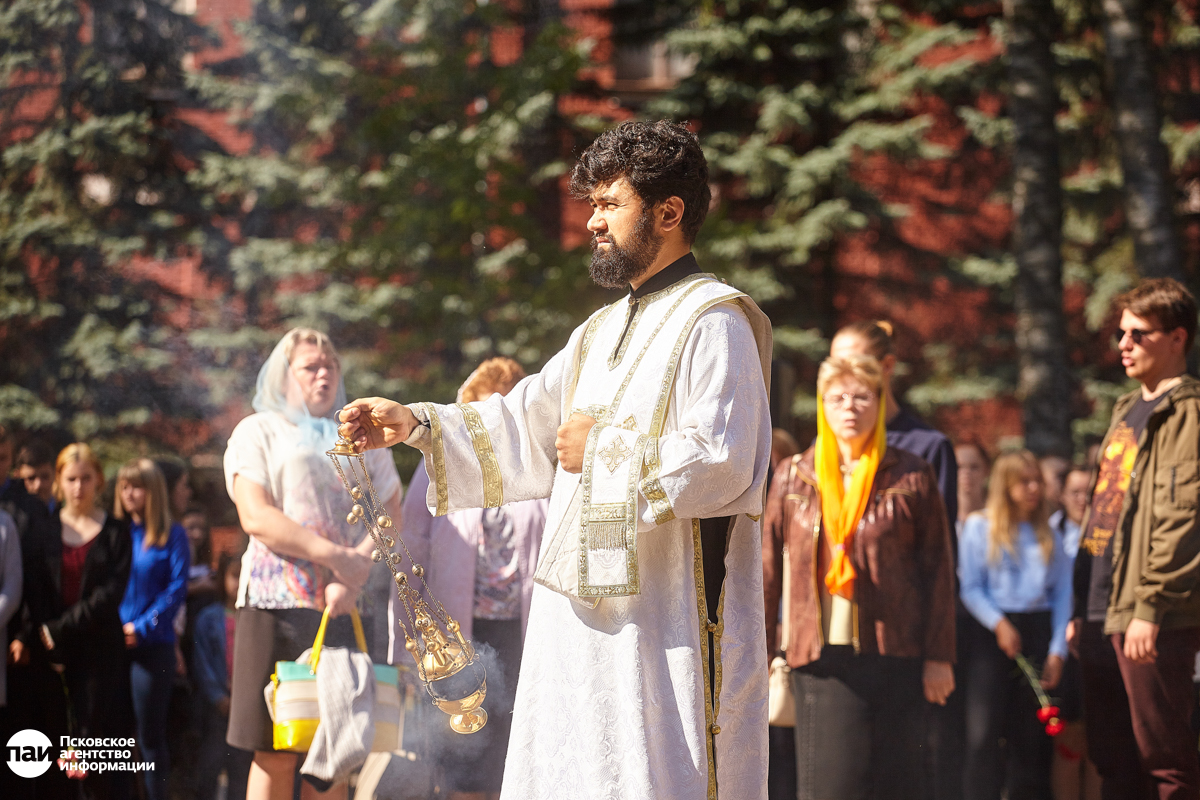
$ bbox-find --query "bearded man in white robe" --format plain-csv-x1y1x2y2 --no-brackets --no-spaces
340,120,772,800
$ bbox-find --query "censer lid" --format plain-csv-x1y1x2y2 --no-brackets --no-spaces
327,435,358,457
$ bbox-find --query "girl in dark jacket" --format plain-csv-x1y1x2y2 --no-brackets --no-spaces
19,443,133,800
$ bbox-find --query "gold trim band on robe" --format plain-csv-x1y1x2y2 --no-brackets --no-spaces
457,403,504,508
419,402,449,517
640,436,676,526
566,304,617,411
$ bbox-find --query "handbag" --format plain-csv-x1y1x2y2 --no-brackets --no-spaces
768,656,794,727
768,534,795,727
266,607,401,753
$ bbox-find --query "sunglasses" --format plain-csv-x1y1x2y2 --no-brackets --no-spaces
1113,327,1161,346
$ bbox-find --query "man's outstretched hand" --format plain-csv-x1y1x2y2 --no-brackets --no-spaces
338,398,419,451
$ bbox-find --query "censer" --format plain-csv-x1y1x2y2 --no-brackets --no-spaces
327,435,488,734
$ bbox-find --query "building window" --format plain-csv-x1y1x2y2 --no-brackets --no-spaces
613,39,695,91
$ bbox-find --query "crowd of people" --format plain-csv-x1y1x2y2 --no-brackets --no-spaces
3,118,1200,800
764,277,1200,800
2,294,1199,800
0,325,544,800
0,431,248,800
2,291,1199,800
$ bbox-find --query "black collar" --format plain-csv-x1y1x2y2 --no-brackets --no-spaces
628,253,700,300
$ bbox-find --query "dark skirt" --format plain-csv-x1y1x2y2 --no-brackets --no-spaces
962,610,1053,800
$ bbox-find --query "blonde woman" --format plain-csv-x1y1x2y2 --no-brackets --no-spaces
763,355,956,799
959,450,1073,800
20,443,133,798
116,458,190,800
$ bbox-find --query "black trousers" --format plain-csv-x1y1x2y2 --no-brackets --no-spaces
194,702,253,800
768,725,797,800
792,647,927,800
926,611,980,800
437,617,523,793
0,662,39,800
962,611,1051,800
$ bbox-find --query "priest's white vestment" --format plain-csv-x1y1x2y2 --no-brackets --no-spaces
403,272,772,800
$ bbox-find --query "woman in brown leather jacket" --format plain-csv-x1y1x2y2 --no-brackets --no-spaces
763,355,957,799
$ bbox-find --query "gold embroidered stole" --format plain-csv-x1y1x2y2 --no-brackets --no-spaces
533,275,749,601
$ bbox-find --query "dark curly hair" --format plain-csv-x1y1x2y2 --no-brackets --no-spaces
569,120,711,244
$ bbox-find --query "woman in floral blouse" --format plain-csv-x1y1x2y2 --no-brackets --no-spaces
224,328,402,800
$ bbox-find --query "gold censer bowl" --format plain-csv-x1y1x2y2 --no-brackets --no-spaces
410,616,488,734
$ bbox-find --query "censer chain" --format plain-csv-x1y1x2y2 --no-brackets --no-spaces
347,454,451,624
332,454,447,667
328,456,421,643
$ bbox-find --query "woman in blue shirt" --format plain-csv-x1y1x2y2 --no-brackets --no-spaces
116,458,190,800
959,449,1073,800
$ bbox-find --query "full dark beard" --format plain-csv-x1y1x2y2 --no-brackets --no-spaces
588,209,664,290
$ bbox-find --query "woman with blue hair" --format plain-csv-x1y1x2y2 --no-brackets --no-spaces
223,328,403,800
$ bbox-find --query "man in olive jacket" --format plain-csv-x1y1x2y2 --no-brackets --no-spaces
1074,277,1200,798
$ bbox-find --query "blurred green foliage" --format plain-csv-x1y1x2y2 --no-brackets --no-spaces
650,0,1011,433
6,0,1200,465
1,0,598,477
0,0,219,450
187,0,598,478
648,0,1199,453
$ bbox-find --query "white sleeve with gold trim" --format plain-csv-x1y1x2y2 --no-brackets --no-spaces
636,304,771,530
401,329,578,516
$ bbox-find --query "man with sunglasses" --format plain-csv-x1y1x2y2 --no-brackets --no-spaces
1071,277,1200,798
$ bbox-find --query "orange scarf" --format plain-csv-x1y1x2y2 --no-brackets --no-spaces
814,395,887,600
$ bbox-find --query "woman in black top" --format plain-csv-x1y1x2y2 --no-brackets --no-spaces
17,443,132,800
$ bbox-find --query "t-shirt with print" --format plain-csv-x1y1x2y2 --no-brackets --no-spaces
223,412,402,610
1076,392,1162,622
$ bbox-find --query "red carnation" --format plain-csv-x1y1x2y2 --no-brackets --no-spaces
1036,705,1061,724
1015,654,1066,739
